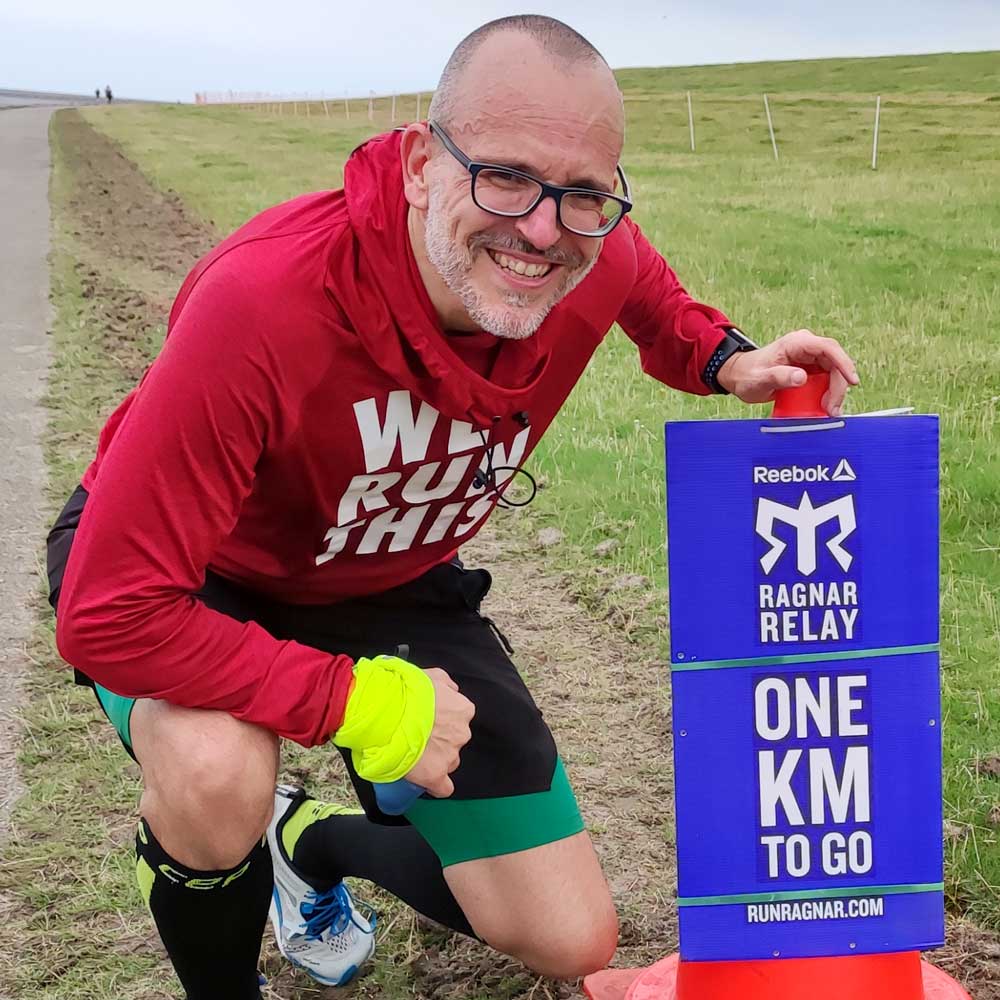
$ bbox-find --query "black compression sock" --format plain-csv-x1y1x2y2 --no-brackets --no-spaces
281,797,475,938
135,819,271,1000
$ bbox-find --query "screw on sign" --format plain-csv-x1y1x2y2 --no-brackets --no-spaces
582,373,971,1000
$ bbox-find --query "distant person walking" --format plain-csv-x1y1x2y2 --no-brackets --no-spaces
105,85,113,103
95,88,100,101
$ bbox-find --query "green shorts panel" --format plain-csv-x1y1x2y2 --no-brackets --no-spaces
404,757,585,868
94,683,137,751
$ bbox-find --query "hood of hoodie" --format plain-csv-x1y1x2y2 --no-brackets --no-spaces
331,130,561,428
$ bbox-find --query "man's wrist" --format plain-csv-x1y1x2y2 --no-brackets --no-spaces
716,352,745,395
701,328,757,394
332,655,435,783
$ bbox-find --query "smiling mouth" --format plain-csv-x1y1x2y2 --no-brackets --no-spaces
486,248,555,279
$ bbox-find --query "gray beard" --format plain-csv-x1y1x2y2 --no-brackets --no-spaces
423,186,597,341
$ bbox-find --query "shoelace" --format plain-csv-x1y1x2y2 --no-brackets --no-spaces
299,883,376,941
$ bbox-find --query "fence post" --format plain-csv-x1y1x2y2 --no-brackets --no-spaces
344,93,350,120
391,93,396,123
872,95,882,170
416,92,422,120
687,90,695,152
763,93,779,161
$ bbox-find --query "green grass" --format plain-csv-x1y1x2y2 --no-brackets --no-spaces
88,53,1000,908
0,115,172,999
83,50,1000,922
7,47,998,995
615,49,1000,95
76,102,378,235
87,53,1000,908
1,109,551,999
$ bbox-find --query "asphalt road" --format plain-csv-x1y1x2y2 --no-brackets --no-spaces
0,107,53,837
0,88,108,109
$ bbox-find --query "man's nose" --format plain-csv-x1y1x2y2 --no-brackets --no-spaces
514,196,561,251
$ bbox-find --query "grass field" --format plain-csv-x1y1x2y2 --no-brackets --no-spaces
2,47,999,998
82,50,1000,908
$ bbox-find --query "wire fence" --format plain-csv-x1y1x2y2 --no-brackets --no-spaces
194,89,431,125
192,89,998,172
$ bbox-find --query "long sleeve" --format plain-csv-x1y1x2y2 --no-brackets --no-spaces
56,265,355,747
617,217,733,395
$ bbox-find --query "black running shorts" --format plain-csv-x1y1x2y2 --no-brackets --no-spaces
47,486,584,866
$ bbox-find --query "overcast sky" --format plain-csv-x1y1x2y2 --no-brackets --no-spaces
2,0,998,102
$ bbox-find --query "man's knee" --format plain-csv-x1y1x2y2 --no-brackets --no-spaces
447,830,619,978
134,702,279,869
481,898,619,979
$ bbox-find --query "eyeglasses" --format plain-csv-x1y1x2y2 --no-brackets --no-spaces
428,120,632,238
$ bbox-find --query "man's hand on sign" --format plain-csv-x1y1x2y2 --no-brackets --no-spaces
717,329,860,417
405,667,475,798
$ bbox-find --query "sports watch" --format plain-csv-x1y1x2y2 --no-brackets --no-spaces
701,328,758,394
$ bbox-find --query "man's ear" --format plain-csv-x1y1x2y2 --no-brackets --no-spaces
400,124,432,211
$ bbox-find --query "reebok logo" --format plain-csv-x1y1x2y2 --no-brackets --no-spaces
753,459,857,485
831,459,857,482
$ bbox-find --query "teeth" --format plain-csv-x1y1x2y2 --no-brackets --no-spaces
490,251,552,279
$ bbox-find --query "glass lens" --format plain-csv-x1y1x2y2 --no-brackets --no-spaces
474,169,542,215
561,191,624,235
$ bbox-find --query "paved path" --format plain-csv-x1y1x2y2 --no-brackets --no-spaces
0,89,99,110
0,108,53,837
1,90,146,110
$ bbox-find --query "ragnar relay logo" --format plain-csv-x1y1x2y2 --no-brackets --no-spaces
752,459,860,646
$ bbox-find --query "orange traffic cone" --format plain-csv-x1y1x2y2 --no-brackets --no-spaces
770,368,829,418
583,951,971,1000
582,372,972,1000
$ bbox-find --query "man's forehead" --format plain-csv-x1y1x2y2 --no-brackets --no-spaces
451,36,622,137
445,49,624,184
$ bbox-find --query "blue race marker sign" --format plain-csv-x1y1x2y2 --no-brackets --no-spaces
665,415,943,962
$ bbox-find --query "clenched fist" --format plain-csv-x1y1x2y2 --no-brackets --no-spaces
404,667,475,798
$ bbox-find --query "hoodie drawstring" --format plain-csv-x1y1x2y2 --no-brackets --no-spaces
473,414,538,509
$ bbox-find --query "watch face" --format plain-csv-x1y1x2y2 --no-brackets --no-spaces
728,328,758,350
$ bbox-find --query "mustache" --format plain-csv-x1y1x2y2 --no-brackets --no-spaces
468,232,584,269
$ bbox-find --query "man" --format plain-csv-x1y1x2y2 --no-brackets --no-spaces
49,14,859,1000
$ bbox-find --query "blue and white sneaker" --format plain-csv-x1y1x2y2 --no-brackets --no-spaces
267,785,377,986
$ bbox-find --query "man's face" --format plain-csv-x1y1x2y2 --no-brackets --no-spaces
420,38,624,340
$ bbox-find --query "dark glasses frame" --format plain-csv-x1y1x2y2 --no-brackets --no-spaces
428,120,633,238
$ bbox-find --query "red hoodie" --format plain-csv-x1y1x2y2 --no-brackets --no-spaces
56,130,733,746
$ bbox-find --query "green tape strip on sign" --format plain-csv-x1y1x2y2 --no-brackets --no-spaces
671,643,940,673
678,882,945,907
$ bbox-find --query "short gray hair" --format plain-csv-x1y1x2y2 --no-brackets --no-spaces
428,15,611,128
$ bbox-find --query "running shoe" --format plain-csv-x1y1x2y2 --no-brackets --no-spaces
267,785,377,986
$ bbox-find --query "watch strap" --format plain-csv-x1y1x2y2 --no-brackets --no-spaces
701,328,757,394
